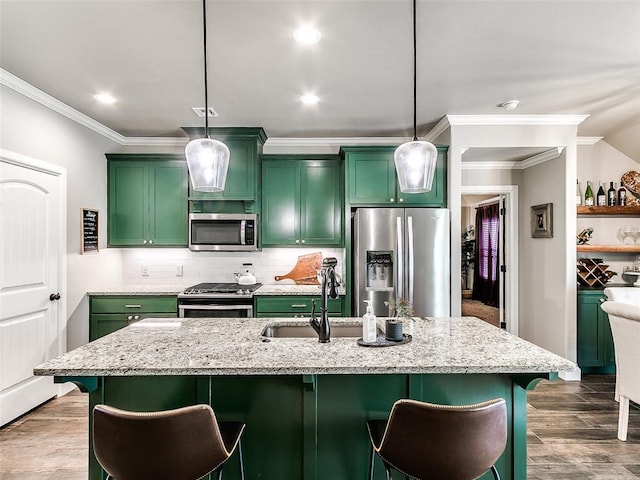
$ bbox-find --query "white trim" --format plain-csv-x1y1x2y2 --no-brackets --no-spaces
425,116,451,142
0,148,66,176
519,147,564,169
446,114,589,126
461,185,519,337
577,136,603,146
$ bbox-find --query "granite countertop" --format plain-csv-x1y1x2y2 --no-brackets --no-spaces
34,317,577,377
87,284,346,296
254,284,347,296
87,285,187,296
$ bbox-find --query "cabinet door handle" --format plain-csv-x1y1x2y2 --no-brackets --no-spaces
125,304,142,308
127,315,133,320
133,315,140,320
390,198,394,202
142,239,148,244
290,304,308,308
301,239,306,244
399,198,404,203
148,239,154,245
599,298,605,303
295,239,300,244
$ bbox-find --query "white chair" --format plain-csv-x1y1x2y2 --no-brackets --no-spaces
604,287,640,305
600,301,640,441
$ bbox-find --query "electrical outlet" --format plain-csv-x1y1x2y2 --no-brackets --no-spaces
176,265,183,277
142,265,149,277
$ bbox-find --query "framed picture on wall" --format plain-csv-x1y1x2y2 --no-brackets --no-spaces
531,203,553,238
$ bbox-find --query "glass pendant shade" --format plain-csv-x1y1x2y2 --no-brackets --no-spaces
394,140,438,193
185,137,230,192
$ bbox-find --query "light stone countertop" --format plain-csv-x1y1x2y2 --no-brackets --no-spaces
34,316,577,377
87,285,187,296
254,284,347,296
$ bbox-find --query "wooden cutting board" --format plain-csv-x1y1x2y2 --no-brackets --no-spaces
275,252,322,285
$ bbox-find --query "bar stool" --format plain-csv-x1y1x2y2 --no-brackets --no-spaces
367,397,507,480
93,404,245,480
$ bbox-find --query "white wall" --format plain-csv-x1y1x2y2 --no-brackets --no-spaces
0,85,122,349
519,153,568,355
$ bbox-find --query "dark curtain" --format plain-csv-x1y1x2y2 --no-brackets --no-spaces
472,203,500,307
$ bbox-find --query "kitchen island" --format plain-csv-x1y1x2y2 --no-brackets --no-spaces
35,316,576,480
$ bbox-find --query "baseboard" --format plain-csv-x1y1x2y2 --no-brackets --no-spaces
560,369,582,381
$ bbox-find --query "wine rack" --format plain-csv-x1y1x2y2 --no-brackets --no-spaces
577,258,616,287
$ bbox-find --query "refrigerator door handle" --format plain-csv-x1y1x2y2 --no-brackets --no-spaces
396,216,403,300
407,215,414,306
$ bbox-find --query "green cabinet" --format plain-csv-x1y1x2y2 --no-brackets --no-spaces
107,154,188,247
261,156,343,247
342,145,447,206
183,127,266,203
577,289,616,373
90,295,178,341
255,295,344,318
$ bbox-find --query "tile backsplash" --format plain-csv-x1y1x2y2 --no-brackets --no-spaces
120,247,346,287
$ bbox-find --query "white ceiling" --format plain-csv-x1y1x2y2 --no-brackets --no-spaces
1,0,639,160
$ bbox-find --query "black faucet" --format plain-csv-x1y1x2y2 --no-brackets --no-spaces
310,257,339,343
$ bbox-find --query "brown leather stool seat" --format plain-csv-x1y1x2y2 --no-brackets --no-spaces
367,397,507,480
93,404,245,480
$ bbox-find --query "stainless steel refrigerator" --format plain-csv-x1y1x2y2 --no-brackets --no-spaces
353,208,450,317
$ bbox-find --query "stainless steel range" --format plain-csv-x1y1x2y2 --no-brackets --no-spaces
178,282,262,318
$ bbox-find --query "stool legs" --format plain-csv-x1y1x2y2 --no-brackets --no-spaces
214,438,245,480
491,464,501,480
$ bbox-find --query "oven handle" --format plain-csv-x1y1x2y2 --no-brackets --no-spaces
178,304,253,317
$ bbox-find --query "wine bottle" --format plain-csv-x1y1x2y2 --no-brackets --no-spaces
584,181,594,206
597,181,606,206
607,182,616,206
576,179,582,206
618,180,627,206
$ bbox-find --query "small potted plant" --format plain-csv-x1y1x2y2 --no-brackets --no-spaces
384,297,414,338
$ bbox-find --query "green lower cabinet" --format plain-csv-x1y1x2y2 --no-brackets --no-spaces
85,373,537,480
255,295,344,318
577,290,616,373
89,295,177,341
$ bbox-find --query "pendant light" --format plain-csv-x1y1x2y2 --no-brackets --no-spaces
394,0,438,194
185,0,230,192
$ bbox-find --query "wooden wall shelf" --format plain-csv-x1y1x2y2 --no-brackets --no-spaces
577,245,640,253
577,206,640,215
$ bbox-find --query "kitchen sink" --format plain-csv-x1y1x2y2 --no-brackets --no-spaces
261,323,378,338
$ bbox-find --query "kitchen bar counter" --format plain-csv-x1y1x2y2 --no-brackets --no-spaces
35,316,575,376
35,317,576,480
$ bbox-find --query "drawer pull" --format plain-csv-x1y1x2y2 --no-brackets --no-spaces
125,304,142,308
290,304,308,308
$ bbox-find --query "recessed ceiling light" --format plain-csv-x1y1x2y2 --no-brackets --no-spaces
498,100,519,110
300,94,320,105
93,93,117,105
292,26,321,45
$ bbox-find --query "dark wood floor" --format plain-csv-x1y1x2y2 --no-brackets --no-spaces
0,375,638,479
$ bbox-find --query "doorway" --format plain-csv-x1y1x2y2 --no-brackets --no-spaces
0,149,66,426
461,186,518,336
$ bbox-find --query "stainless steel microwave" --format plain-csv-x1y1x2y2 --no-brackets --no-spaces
188,213,259,251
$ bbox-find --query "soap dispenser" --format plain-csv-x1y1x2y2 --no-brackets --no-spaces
362,300,378,343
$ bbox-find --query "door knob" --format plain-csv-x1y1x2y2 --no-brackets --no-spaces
49,293,61,301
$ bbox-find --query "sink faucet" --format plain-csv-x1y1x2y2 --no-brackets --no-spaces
310,257,339,343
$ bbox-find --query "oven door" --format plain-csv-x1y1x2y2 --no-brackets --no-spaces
179,302,253,318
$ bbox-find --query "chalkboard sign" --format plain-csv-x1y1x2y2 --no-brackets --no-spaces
81,208,99,254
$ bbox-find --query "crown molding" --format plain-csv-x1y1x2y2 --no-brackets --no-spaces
577,136,603,145
264,137,407,148
445,114,590,126
462,147,564,170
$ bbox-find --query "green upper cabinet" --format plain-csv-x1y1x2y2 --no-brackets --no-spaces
183,127,266,202
261,155,343,247
107,154,188,247
342,145,447,206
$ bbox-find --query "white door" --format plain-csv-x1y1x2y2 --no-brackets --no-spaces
0,151,65,426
